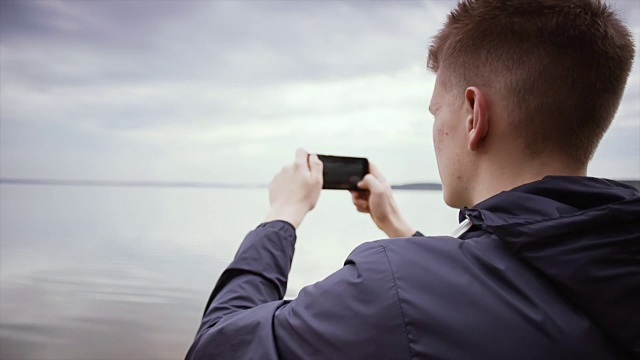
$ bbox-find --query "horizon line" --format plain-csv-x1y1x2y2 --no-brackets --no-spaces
0,178,265,189
2,177,637,190
0,177,445,190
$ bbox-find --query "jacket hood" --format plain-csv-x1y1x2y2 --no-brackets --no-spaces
460,176,640,357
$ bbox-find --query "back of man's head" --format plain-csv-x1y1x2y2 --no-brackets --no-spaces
428,0,635,165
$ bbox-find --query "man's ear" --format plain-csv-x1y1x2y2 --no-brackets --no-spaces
464,87,489,152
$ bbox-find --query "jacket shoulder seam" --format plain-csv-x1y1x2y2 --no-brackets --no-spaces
379,244,416,359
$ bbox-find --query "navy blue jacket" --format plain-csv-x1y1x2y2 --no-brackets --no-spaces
186,176,640,359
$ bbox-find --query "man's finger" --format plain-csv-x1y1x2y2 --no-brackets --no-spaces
350,190,366,203
354,199,368,209
309,154,323,178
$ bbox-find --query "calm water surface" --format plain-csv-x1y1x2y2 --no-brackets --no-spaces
0,185,459,360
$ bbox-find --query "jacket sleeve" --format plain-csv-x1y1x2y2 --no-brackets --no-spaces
185,221,411,360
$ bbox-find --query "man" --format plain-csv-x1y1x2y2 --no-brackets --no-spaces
186,0,639,358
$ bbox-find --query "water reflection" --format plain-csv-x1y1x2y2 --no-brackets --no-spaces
0,185,458,359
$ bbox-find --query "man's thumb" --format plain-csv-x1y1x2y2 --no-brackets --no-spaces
309,154,323,177
358,174,384,193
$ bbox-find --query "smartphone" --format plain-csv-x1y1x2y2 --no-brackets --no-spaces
316,154,369,191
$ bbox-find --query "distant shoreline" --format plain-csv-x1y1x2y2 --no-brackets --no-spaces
391,183,442,191
611,180,640,190
1,178,638,191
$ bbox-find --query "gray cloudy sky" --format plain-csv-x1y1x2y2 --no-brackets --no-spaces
1,0,638,185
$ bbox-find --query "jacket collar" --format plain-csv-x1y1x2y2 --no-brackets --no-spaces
459,176,640,356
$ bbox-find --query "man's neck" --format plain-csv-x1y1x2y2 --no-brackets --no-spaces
468,157,587,207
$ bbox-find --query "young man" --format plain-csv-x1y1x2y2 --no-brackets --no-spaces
187,0,639,358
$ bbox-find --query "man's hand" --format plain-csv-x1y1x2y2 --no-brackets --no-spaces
350,163,415,238
264,149,323,229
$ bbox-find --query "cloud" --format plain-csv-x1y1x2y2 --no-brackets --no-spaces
0,0,443,88
0,0,445,128
0,0,638,183
1,0,449,183
1,63,438,183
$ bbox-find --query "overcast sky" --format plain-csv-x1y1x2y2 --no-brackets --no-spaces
1,0,638,185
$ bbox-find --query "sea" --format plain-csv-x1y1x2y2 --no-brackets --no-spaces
0,184,460,360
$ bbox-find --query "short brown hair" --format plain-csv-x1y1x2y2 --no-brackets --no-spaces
428,0,635,163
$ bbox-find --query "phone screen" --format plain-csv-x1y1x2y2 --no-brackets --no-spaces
316,155,369,190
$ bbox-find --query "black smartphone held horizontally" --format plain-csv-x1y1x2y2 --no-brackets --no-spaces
316,154,369,191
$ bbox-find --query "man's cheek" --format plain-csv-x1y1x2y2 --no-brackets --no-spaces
433,123,447,153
